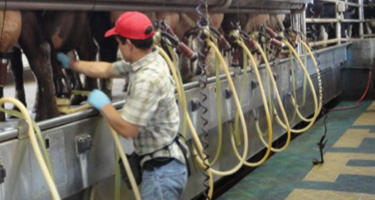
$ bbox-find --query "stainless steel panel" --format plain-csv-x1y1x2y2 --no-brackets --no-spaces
333,64,343,98
347,39,375,68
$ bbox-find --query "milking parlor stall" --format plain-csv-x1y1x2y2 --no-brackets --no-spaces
0,0,373,199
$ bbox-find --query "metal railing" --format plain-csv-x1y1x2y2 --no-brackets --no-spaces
306,0,369,47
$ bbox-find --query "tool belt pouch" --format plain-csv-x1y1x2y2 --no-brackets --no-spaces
119,152,142,190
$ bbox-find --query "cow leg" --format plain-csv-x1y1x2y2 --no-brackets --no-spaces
19,11,59,121
97,38,116,97
90,12,117,97
74,22,98,104
0,58,9,121
10,47,27,108
0,86,3,121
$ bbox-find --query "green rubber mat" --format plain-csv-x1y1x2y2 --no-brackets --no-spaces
218,101,375,200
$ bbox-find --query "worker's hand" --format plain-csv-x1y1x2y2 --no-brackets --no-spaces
88,89,111,110
57,52,71,69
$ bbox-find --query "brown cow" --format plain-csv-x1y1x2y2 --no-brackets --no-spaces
10,11,99,121
0,10,22,121
154,12,225,83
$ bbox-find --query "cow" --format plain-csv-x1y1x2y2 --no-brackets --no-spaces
364,0,375,34
0,10,22,121
221,13,289,65
306,0,359,47
8,11,101,121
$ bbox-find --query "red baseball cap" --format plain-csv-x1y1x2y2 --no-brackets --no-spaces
104,11,154,40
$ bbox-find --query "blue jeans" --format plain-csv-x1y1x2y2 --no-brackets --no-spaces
141,159,188,200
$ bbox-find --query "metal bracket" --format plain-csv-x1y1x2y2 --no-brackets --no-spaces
225,89,233,99
190,99,201,112
17,119,29,140
76,134,92,155
0,164,5,184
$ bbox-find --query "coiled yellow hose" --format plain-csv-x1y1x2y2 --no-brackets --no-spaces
0,107,54,179
209,58,224,165
251,41,292,152
228,39,273,166
108,126,141,200
158,48,214,199
273,40,321,133
0,97,61,200
190,39,250,175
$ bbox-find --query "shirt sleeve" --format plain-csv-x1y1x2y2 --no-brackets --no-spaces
120,79,160,126
112,60,132,76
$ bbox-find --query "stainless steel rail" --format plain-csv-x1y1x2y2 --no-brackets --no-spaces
0,0,307,12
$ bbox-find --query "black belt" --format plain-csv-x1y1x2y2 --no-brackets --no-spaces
143,157,174,171
140,134,190,176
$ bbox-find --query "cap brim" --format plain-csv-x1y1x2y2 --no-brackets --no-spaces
104,28,117,38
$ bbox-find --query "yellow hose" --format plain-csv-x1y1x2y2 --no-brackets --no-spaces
229,39,273,166
252,41,292,152
229,41,271,162
209,58,224,165
233,50,249,146
166,44,188,139
158,48,214,199
115,150,121,200
190,39,249,174
108,126,141,200
0,107,54,179
273,40,321,134
289,50,313,123
300,40,323,113
0,97,61,200
289,51,298,123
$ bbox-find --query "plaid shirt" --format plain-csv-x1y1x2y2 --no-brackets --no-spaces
113,48,187,167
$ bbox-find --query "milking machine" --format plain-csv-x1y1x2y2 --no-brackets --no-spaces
263,27,323,134
239,28,293,153
227,27,275,164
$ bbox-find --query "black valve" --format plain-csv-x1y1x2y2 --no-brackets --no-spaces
191,99,201,112
76,134,92,155
251,80,258,89
225,89,232,99
273,73,279,80
0,164,6,183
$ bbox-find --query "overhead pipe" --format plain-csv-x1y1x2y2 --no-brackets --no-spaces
0,1,292,13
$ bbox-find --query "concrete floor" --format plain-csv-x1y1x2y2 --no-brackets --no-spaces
218,101,375,200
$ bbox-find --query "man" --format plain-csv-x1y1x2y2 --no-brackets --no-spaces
57,11,188,199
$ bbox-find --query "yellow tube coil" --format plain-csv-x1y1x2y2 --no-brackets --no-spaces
0,97,61,200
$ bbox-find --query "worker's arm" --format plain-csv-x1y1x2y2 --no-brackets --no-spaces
70,60,121,79
88,89,140,138
56,52,122,79
100,104,140,138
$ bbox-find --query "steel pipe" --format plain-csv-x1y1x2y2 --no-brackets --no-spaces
308,38,341,47
341,19,364,23
306,18,339,23
363,34,375,38
0,0,302,13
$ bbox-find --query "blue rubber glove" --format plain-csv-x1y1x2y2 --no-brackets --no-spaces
57,52,71,69
88,89,111,110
